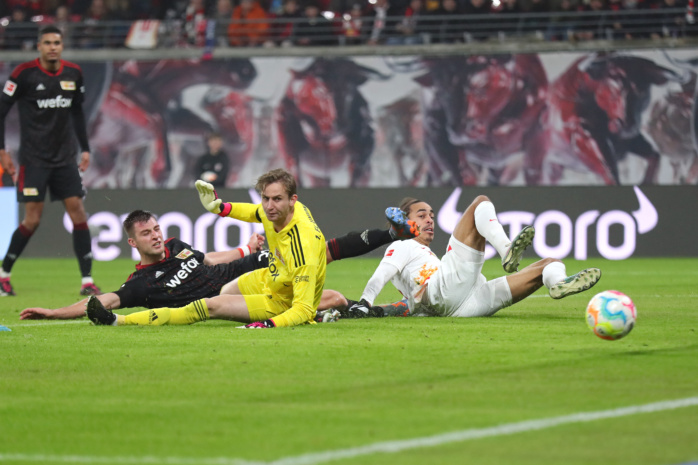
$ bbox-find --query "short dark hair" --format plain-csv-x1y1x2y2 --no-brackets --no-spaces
38,25,63,40
123,210,157,238
255,168,297,198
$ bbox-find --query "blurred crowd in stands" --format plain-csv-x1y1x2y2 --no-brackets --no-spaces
0,0,694,49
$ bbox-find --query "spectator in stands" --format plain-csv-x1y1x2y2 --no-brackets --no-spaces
653,0,687,38
495,0,523,38
183,0,207,45
273,0,303,45
295,1,335,45
3,7,37,50
431,0,466,43
575,0,608,40
546,0,578,40
462,0,493,41
391,0,426,43
213,0,234,46
341,3,365,44
8,0,44,16
227,0,270,47
522,0,549,38
365,0,403,44
53,4,75,47
78,0,113,48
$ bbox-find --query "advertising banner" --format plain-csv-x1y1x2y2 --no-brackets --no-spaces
16,185,698,260
2,50,698,188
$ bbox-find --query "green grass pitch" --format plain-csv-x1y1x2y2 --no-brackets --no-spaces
0,257,697,465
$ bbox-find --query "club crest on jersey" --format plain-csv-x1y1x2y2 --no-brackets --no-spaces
274,248,286,266
175,249,194,259
60,81,76,90
3,80,17,97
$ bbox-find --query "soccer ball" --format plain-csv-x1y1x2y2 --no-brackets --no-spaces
585,290,637,340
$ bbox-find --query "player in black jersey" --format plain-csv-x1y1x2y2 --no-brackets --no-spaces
18,208,419,321
0,25,99,297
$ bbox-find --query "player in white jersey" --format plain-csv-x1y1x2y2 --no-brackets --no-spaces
349,195,602,318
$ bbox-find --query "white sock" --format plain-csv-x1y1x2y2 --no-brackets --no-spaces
542,262,567,289
81,277,94,286
0,270,10,279
474,201,511,258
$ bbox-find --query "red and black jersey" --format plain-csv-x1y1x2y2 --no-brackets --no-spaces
114,238,269,309
0,58,90,167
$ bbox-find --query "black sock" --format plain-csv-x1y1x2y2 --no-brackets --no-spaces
73,222,93,278
2,225,34,273
327,229,393,261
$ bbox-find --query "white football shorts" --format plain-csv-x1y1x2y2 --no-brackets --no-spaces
426,235,513,317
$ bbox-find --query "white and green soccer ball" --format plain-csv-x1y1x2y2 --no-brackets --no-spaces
585,290,637,341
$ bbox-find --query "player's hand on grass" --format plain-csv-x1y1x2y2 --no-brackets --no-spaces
195,180,228,216
19,308,54,320
248,233,266,253
241,319,276,329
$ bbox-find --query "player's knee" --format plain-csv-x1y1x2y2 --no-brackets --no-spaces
470,195,491,209
22,219,40,232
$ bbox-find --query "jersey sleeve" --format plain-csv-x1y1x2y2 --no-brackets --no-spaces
227,203,262,223
113,276,148,308
270,262,319,327
360,260,400,306
269,226,325,327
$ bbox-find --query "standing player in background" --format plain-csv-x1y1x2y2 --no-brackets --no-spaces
0,25,100,297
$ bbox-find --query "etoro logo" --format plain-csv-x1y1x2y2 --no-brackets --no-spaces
437,186,657,260
36,95,72,109
165,258,200,288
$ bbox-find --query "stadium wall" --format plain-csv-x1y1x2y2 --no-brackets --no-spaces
4,185,696,260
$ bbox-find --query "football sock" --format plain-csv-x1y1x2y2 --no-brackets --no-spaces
542,262,567,289
473,201,511,258
73,222,93,278
122,299,209,326
1,224,34,273
327,229,392,261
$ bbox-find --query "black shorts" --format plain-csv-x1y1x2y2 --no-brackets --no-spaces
16,164,85,203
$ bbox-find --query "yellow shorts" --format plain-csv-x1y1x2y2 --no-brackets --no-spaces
238,268,290,321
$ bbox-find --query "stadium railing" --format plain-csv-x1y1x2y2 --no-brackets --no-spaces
0,7,696,59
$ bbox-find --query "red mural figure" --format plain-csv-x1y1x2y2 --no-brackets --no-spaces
87,58,256,188
548,53,682,185
415,54,548,186
276,58,388,188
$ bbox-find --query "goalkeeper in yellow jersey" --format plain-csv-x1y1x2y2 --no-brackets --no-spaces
88,168,327,328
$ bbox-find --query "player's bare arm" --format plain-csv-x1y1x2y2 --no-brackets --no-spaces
19,292,121,320
0,149,15,178
203,233,266,266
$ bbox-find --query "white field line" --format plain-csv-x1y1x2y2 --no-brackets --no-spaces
1,396,697,465
1,320,88,327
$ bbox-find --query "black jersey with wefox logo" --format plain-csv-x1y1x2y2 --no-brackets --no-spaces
0,58,90,167
114,238,269,309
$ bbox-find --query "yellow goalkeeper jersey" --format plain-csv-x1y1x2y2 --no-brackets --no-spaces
226,200,326,326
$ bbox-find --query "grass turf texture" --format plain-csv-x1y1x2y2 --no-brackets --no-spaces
0,257,697,465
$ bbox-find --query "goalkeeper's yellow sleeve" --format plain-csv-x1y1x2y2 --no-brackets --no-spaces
220,202,262,223
270,264,321,327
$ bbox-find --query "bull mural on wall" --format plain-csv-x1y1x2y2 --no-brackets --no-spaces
414,54,548,186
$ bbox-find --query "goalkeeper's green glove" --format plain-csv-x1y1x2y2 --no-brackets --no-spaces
195,180,231,217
